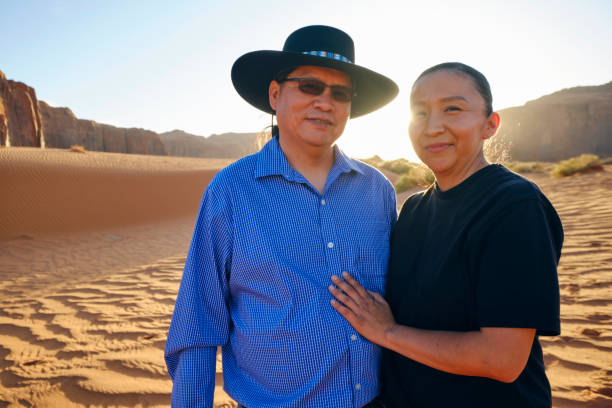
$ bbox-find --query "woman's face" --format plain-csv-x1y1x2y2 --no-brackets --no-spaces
408,70,499,183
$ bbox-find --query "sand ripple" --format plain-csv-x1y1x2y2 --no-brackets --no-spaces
529,168,612,407
0,148,610,407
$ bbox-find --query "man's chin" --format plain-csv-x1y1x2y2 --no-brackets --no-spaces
303,137,341,150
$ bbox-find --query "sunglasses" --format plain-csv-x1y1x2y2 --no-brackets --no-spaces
279,77,355,103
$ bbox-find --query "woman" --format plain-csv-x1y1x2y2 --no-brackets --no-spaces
329,62,563,407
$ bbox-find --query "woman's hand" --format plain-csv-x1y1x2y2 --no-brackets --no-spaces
329,274,536,382
329,272,396,347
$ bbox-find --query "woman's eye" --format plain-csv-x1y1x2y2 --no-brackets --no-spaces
413,110,426,117
445,106,462,112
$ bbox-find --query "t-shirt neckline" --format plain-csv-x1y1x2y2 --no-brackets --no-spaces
433,164,501,200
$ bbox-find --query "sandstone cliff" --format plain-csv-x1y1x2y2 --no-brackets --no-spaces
0,70,44,147
1,70,166,155
6,67,609,161
495,82,612,161
160,130,258,158
39,101,167,155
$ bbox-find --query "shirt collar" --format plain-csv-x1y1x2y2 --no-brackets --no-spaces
254,135,364,180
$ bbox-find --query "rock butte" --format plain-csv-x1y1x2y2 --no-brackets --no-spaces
1,69,610,161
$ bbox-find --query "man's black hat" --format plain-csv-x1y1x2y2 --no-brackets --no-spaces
231,25,399,118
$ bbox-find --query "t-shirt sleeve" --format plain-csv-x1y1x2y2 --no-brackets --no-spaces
475,198,561,336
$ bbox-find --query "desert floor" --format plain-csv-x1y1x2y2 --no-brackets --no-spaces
0,147,610,407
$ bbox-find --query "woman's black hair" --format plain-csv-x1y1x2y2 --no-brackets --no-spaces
414,62,493,116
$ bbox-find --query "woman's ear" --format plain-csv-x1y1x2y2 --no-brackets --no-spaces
269,81,280,111
483,112,501,140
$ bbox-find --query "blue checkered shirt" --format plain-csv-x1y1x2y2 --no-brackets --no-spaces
165,136,396,407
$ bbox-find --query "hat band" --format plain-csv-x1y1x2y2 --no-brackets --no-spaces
302,50,352,64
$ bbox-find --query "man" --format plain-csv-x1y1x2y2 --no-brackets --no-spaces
165,25,398,407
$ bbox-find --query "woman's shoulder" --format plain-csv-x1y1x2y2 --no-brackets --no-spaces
483,165,561,230
484,164,547,203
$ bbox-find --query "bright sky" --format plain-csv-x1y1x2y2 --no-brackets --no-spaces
2,0,611,161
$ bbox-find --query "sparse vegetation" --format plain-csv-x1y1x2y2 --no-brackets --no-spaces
504,161,553,174
361,157,435,192
394,174,420,192
361,155,385,168
69,144,86,153
394,167,435,193
381,158,414,175
601,157,612,165
551,154,603,178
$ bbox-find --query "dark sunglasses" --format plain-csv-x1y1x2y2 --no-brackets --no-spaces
279,77,355,103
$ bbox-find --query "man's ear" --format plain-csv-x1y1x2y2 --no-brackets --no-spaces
483,112,500,140
269,81,280,111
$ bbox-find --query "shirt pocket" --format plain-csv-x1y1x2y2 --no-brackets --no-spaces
352,221,390,294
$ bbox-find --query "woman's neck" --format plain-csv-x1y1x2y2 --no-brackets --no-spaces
435,155,490,191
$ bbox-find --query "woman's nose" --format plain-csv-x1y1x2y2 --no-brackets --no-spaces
424,112,444,137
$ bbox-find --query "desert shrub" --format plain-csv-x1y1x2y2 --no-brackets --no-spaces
395,174,419,193
69,144,86,153
551,154,602,178
381,158,414,175
359,156,434,190
423,168,435,184
505,161,551,174
361,155,385,169
601,157,612,165
394,165,434,193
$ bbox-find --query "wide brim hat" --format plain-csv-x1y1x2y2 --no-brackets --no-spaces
231,25,398,118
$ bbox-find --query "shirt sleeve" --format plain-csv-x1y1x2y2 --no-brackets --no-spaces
475,198,561,336
164,184,233,406
387,182,398,233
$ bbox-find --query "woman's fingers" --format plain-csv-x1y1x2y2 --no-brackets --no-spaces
331,274,362,301
342,272,370,299
368,290,387,304
328,284,360,312
330,298,357,322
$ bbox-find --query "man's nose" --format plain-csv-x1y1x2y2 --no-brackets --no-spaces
312,88,335,111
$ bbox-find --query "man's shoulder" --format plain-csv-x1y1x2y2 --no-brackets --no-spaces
350,158,394,188
208,152,259,192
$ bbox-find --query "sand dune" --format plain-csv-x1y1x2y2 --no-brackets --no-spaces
0,147,610,407
0,148,234,407
527,169,612,407
0,147,230,239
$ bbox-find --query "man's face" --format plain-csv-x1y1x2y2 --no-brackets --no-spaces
269,65,351,152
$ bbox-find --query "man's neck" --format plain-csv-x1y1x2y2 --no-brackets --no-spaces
278,136,335,194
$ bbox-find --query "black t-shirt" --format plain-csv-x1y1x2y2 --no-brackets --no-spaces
381,164,563,408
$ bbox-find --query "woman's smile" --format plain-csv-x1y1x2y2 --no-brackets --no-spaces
425,142,453,153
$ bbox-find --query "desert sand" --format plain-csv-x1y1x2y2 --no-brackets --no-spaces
0,147,610,407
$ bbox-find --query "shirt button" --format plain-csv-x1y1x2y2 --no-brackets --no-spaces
321,199,326,205
327,242,334,249
350,334,357,341
355,383,361,390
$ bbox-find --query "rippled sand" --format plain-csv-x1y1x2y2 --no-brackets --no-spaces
0,147,609,407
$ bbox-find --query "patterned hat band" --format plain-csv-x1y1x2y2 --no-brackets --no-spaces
302,50,352,64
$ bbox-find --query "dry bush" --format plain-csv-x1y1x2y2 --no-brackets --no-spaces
69,144,86,153
551,154,602,178
394,166,434,193
361,155,385,168
601,157,612,165
360,157,434,192
361,156,436,193
381,158,414,175
505,161,553,174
